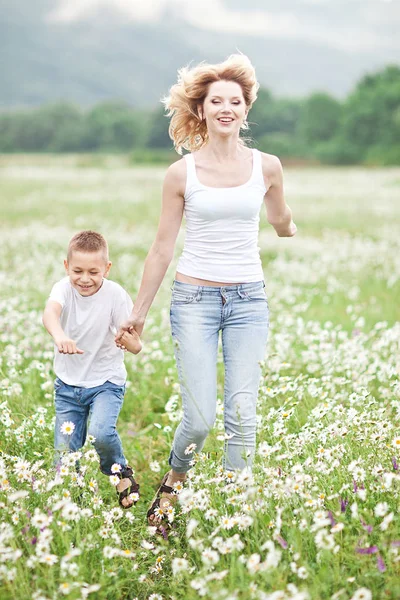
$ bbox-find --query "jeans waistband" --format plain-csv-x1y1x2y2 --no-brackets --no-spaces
172,280,265,295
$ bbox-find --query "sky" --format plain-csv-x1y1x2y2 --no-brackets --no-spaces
48,0,400,55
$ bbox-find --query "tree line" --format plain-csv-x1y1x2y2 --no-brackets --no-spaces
1,65,399,165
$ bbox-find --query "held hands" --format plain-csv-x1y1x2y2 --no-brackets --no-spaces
55,337,84,354
115,316,144,355
116,315,145,340
115,330,142,355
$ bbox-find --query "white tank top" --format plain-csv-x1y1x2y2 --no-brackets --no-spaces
176,148,268,283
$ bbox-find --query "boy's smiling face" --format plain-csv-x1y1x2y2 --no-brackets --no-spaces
64,250,111,297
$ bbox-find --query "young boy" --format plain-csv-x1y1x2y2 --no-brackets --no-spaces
43,230,141,508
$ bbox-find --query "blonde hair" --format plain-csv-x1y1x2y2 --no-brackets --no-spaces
163,54,259,154
67,230,109,261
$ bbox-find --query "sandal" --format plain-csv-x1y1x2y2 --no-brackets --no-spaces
147,472,177,536
117,466,140,509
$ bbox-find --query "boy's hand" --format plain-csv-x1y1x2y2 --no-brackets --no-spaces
55,337,84,354
115,330,142,355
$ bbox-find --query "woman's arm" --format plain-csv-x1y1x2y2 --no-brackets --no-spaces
262,153,297,238
116,159,186,338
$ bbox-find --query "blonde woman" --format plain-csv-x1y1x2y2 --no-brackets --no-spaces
116,54,296,531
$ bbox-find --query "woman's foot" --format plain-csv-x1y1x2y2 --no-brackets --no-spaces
147,470,186,527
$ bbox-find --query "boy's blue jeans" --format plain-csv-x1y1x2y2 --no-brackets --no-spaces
54,379,127,475
168,280,269,473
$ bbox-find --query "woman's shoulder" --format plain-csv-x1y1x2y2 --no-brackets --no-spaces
164,156,187,195
259,151,282,171
166,156,187,177
257,151,283,189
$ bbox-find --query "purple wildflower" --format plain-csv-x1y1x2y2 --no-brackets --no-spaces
340,498,349,513
276,535,288,549
328,511,336,526
159,525,168,541
392,457,398,471
356,546,378,554
361,519,373,534
377,554,386,572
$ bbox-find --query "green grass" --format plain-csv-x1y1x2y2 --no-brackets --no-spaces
0,155,399,600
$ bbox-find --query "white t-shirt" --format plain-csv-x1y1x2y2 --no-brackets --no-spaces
49,277,133,388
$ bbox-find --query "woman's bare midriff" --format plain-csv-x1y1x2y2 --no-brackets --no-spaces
175,272,241,286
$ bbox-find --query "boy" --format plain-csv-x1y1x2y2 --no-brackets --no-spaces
43,230,141,508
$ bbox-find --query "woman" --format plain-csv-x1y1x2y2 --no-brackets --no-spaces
116,54,296,529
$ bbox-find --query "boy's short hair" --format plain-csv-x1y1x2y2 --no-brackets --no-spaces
67,230,109,261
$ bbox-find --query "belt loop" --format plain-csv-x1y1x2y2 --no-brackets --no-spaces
196,286,202,301
237,284,246,299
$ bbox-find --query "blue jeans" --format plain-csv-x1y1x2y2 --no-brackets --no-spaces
169,280,269,473
54,379,127,475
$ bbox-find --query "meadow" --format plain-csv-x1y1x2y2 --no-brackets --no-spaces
0,154,399,600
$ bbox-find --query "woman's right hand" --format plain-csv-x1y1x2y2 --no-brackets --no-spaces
115,315,145,342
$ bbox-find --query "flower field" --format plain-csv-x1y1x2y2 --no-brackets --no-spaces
0,154,399,600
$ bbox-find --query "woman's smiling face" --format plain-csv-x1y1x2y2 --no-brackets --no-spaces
200,80,247,136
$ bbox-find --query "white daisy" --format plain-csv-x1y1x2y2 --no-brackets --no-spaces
60,421,75,436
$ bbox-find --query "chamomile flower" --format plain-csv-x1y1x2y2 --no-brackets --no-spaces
60,421,75,436
171,557,189,574
184,443,197,455
392,436,400,449
350,589,372,600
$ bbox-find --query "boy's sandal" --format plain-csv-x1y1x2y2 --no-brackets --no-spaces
147,472,176,534
117,466,140,509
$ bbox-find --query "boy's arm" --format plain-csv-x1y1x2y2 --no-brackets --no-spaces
42,300,84,354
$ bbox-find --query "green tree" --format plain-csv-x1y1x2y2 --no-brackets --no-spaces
249,89,301,139
85,102,147,151
297,92,342,144
341,65,400,163
146,106,173,149
0,103,82,152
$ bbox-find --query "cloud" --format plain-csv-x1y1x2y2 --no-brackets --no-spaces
47,0,168,23
47,0,400,54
